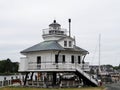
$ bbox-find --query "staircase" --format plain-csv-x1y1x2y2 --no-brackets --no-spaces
75,65,98,87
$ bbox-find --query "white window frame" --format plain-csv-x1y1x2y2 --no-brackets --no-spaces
64,41,67,47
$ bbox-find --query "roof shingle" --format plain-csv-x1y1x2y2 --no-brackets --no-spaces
21,41,64,53
21,40,88,54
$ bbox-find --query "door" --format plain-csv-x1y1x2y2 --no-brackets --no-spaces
37,56,41,69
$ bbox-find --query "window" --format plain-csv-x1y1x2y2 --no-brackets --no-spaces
37,56,41,69
71,55,74,63
69,41,72,47
63,55,65,63
78,56,81,64
37,56,41,64
64,41,67,47
55,55,58,63
55,55,65,63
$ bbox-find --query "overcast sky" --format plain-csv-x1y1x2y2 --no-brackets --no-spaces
0,0,120,66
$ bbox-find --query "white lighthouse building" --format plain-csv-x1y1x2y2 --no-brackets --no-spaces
19,19,98,87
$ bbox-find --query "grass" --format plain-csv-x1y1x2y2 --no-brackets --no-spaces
0,87,105,90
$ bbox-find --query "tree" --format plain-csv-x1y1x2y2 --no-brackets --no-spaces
0,58,19,74
113,64,120,70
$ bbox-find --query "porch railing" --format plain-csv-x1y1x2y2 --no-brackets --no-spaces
19,57,90,72
42,28,67,36
27,62,89,71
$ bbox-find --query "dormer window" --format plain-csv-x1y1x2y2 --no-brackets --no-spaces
64,41,67,47
69,41,72,47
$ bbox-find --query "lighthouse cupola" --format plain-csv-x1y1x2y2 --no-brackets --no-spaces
49,20,61,30
42,20,67,41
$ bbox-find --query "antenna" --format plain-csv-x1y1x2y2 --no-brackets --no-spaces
68,19,71,37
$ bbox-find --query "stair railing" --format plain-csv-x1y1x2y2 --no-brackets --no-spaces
75,64,98,86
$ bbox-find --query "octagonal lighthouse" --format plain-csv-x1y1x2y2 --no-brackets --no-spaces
42,20,67,41
19,19,98,87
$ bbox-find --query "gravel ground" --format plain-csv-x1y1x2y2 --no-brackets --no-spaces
105,81,120,90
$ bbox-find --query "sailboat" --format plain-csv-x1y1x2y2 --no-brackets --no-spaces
97,34,103,86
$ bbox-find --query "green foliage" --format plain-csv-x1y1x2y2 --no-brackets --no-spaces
0,58,18,74
106,64,113,68
113,64,120,70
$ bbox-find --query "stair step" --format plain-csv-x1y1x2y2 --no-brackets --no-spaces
76,68,98,87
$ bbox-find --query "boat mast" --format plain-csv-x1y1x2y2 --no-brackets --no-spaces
99,34,101,74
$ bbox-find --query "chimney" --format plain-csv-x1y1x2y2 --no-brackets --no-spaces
68,19,71,37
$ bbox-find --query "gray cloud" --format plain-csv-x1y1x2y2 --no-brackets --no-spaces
0,0,120,65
